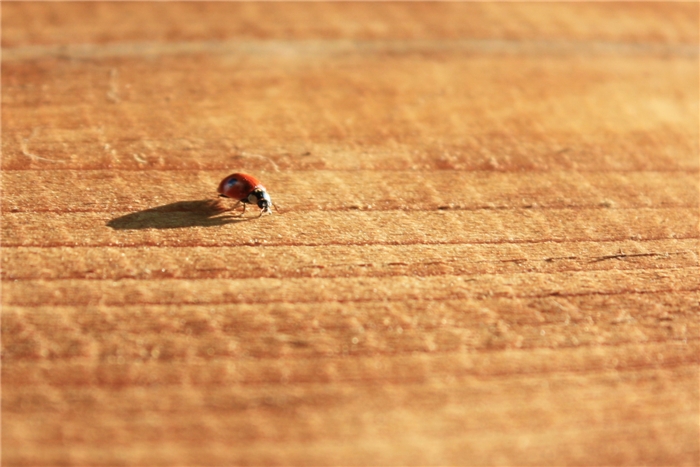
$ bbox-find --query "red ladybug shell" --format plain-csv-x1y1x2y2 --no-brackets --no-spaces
217,173,261,200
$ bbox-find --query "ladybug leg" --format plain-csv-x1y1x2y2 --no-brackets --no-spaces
258,205,273,217
226,201,246,217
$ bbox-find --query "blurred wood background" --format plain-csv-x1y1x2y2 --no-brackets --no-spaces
2,2,698,465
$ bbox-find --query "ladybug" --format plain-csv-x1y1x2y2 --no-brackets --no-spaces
217,173,273,217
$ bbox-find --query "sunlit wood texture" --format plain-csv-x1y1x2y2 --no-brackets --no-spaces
2,2,698,465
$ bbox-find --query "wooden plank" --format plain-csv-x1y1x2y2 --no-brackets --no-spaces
2,2,698,466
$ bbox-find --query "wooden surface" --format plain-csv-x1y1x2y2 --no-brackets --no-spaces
2,3,699,465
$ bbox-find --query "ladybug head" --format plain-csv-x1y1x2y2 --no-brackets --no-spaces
248,188,272,214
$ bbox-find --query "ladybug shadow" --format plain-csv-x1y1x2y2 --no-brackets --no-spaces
107,199,250,230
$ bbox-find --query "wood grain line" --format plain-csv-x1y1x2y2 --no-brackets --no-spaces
4,341,698,385
2,170,698,176
4,268,698,306
4,38,698,63
6,236,698,249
